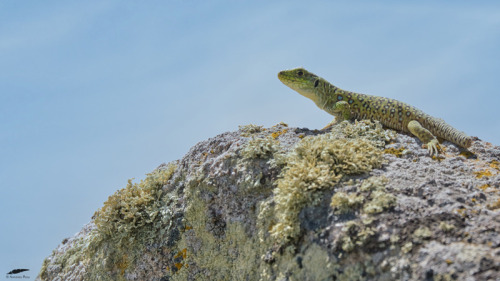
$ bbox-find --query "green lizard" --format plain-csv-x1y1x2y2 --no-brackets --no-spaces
278,67,472,155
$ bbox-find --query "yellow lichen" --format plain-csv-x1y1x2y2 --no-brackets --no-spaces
383,147,407,157
271,128,288,139
474,169,494,178
489,160,500,171
174,263,183,270
459,150,475,158
487,198,500,210
116,254,130,276
171,248,188,272
456,208,466,217
477,184,491,191
174,248,187,259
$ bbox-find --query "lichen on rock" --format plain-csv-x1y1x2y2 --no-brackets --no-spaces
93,163,177,240
37,120,500,281
268,121,387,243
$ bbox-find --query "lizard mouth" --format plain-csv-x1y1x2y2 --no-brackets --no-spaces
277,71,286,81
277,71,298,84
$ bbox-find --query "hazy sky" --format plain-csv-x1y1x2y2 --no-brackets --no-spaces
1,1,499,277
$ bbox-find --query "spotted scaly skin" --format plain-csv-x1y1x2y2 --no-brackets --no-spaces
278,67,472,155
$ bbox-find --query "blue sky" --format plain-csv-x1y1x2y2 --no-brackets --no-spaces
1,0,499,277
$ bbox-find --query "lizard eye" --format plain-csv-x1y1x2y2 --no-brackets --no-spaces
297,70,304,76
314,80,319,87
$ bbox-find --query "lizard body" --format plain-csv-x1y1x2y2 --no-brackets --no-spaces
278,67,472,155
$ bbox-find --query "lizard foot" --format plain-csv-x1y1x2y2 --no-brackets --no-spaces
424,139,440,156
320,119,338,132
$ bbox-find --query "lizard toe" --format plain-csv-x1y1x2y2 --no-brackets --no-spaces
426,139,440,156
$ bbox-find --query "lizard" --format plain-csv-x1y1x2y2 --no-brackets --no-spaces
278,67,472,156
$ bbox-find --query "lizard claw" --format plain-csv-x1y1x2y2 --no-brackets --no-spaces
425,139,440,156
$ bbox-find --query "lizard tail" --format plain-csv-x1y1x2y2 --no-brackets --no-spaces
428,118,472,148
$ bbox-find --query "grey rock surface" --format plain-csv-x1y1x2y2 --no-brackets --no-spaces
37,121,500,281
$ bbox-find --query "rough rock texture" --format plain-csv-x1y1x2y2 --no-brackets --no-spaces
37,121,500,281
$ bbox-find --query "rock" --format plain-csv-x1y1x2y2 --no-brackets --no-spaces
37,121,500,281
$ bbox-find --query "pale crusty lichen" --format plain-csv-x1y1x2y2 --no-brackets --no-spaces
238,124,265,136
401,242,413,254
360,176,397,215
331,120,396,148
39,236,87,280
439,222,456,232
359,175,389,192
171,189,262,281
340,221,375,252
269,130,384,243
330,192,364,214
330,176,395,215
93,163,176,240
363,190,397,214
329,176,396,252
412,226,432,244
84,163,177,279
241,136,280,159
41,119,401,280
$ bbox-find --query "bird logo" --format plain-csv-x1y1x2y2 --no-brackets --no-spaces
7,269,29,275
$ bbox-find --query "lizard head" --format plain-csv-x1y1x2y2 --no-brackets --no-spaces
278,68,321,103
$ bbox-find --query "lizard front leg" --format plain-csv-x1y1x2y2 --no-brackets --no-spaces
332,101,352,121
407,120,440,156
322,101,352,130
